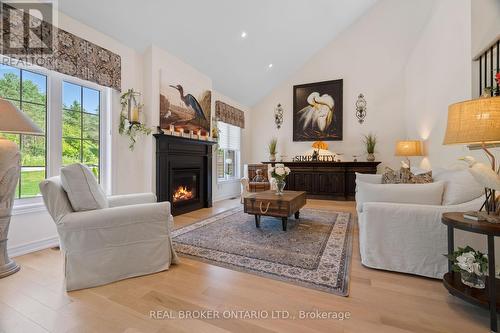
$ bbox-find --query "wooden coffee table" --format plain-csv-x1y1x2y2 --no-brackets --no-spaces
243,190,306,231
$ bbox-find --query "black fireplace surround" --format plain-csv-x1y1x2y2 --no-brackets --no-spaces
154,134,216,216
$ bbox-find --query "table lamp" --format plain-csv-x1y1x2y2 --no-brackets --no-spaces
395,140,423,169
443,96,500,220
0,98,43,278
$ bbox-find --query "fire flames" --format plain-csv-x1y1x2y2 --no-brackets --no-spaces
173,186,194,202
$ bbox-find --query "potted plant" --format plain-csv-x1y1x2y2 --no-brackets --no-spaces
446,246,488,289
268,138,278,162
269,163,291,195
363,133,377,161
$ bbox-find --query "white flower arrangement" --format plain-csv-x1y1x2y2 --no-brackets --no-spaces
270,163,291,181
456,251,486,275
446,246,488,288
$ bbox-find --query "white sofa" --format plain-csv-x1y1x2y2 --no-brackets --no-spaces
40,175,178,291
356,169,484,279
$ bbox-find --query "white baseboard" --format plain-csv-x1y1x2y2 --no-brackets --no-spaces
8,236,60,258
214,193,240,202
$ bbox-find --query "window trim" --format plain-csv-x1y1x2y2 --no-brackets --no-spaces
0,56,111,211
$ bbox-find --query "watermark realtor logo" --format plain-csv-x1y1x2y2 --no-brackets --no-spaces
149,309,352,321
1,0,55,56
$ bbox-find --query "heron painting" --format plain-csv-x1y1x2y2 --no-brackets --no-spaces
293,79,343,141
159,79,211,135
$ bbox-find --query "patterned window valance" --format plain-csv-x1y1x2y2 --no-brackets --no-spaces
215,100,245,128
0,4,121,90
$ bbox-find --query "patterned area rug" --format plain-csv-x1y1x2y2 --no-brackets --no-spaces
172,207,353,295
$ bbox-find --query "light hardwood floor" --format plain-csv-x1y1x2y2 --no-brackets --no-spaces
1,199,490,333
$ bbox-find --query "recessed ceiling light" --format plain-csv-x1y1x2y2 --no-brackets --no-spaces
268,63,273,69
241,31,247,38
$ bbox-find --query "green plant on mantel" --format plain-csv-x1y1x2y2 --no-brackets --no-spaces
363,133,377,154
119,89,152,150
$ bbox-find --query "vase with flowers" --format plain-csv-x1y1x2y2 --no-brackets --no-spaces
446,246,488,289
269,163,291,195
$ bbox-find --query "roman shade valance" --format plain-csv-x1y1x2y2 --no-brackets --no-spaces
215,100,245,128
0,4,121,90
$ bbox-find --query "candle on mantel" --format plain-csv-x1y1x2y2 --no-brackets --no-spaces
189,130,194,138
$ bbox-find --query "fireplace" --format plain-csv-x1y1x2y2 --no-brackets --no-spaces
172,169,199,205
154,134,215,215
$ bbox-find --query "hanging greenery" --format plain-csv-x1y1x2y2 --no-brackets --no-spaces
119,89,152,150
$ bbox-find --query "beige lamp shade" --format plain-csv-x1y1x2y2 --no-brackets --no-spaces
395,140,423,157
0,98,43,135
443,97,500,145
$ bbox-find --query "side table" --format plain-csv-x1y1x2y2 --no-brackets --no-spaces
442,212,500,332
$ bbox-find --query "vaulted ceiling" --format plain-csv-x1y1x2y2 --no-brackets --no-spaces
59,0,378,106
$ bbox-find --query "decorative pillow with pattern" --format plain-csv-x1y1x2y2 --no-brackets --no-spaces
409,171,433,184
382,167,433,184
382,167,400,184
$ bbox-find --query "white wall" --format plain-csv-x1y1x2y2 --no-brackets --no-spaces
403,0,500,255
249,0,435,170
403,0,483,170
471,0,500,99
471,0,500,57
405,0,499,169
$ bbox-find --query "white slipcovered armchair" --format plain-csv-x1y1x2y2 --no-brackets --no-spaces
356,169,484,279
240,164,276,203
40,176,178,291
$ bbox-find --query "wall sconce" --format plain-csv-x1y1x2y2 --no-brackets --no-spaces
355,93,367,124
119,88,152,151
124,89,142,128
274,103,284,129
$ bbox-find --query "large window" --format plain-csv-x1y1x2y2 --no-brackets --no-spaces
0,65,47,199
62,82,100,179
217,122,240,181
0,61,108,201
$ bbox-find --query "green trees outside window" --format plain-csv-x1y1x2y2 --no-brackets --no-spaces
62,82,100,179
0,64,101,199
0,65,47,198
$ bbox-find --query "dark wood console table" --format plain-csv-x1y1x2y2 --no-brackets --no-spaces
442,212,500,332
263,161,380,200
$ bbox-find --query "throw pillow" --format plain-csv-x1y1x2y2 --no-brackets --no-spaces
356,181,445,212
355,172,382,184
382,167,433,184
433,168,484,205
60,163,108,211
382,167,400,184
409,170,433,184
